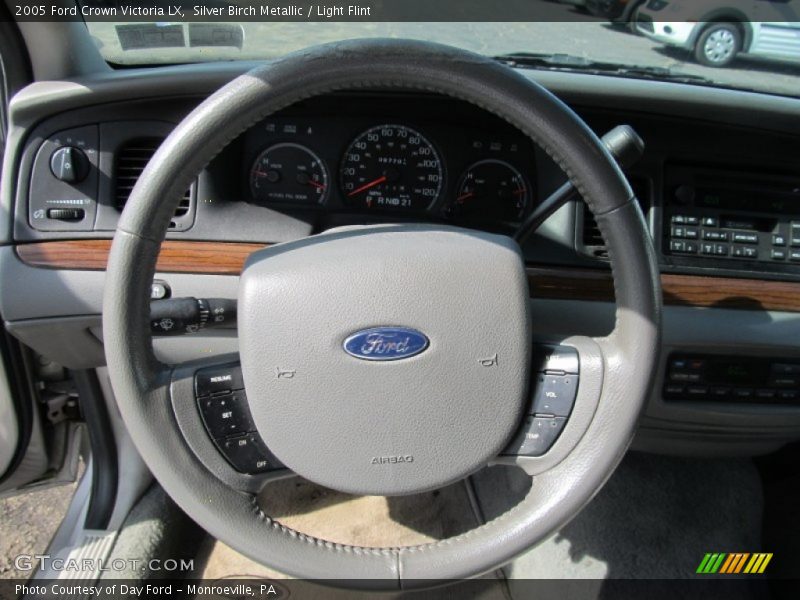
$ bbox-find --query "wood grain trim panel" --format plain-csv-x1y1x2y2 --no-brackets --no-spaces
527,266,800,312
16,240,267,275
15,240,800,312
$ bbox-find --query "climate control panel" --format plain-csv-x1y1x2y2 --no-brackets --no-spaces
664,354,800,405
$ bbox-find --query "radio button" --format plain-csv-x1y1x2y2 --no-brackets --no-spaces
772,249,787,260
755,389,777,401
702,243,729,256
671,226,699,239
664,384,684,397
769,376,799,388
732,232,759,244
732,245,758,258
771,364,800,376
710,387,731,399
686,385,708,398
790,223,800,246
670,240,698,254
723,218,756,230
703,230,728,242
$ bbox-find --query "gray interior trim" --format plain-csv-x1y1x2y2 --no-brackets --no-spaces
0,355,18,478
14,14,110,81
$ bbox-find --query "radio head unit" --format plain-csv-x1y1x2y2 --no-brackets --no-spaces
663,165,800,276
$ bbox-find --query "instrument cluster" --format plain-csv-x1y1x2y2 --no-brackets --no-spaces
241,107,538,231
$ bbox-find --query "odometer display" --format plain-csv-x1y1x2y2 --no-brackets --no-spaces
340,125,443,211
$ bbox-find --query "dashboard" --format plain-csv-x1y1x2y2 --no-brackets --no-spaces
3,63,800,458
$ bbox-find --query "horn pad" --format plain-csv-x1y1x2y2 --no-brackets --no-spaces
238,225,530,495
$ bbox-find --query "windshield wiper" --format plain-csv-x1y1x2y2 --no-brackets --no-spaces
492,52,715,85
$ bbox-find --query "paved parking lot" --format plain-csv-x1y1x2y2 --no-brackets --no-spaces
88,14,800,97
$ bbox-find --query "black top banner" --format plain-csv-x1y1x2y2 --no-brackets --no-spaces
9,0,800,23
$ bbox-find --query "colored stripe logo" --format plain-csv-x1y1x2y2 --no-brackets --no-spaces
697,553,773,574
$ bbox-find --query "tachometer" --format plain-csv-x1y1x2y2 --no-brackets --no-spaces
250,143,328,205
340,125,443,211
445,159,530,224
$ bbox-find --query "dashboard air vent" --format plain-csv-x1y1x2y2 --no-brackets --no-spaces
114,138,196,231
579,176,650,260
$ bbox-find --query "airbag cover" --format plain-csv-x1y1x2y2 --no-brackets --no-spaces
239,225,530,495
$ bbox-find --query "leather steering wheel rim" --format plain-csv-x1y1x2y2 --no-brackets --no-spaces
103,39,661,587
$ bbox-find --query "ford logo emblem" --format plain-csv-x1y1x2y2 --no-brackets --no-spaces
343,327,429,361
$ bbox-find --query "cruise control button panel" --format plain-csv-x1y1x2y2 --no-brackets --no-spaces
194,363,283,474
504,345,579,457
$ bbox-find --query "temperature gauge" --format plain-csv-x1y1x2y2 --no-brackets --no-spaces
446,159,530,224
249,143,328,205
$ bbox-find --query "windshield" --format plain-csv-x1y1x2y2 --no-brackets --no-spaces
84,7,800,98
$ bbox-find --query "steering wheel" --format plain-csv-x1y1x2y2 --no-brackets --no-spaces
103,39,660,586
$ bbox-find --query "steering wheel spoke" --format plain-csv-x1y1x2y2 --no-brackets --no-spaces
492,336,605,475
169,356,291,493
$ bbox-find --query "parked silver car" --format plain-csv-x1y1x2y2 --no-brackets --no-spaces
637,0,800,67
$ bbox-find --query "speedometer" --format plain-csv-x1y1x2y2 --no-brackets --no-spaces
340,125,443,211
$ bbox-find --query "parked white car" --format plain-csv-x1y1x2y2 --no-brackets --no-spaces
636,0,800,67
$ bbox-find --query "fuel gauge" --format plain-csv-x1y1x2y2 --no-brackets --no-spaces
446,159,529,224
250,142,328,205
